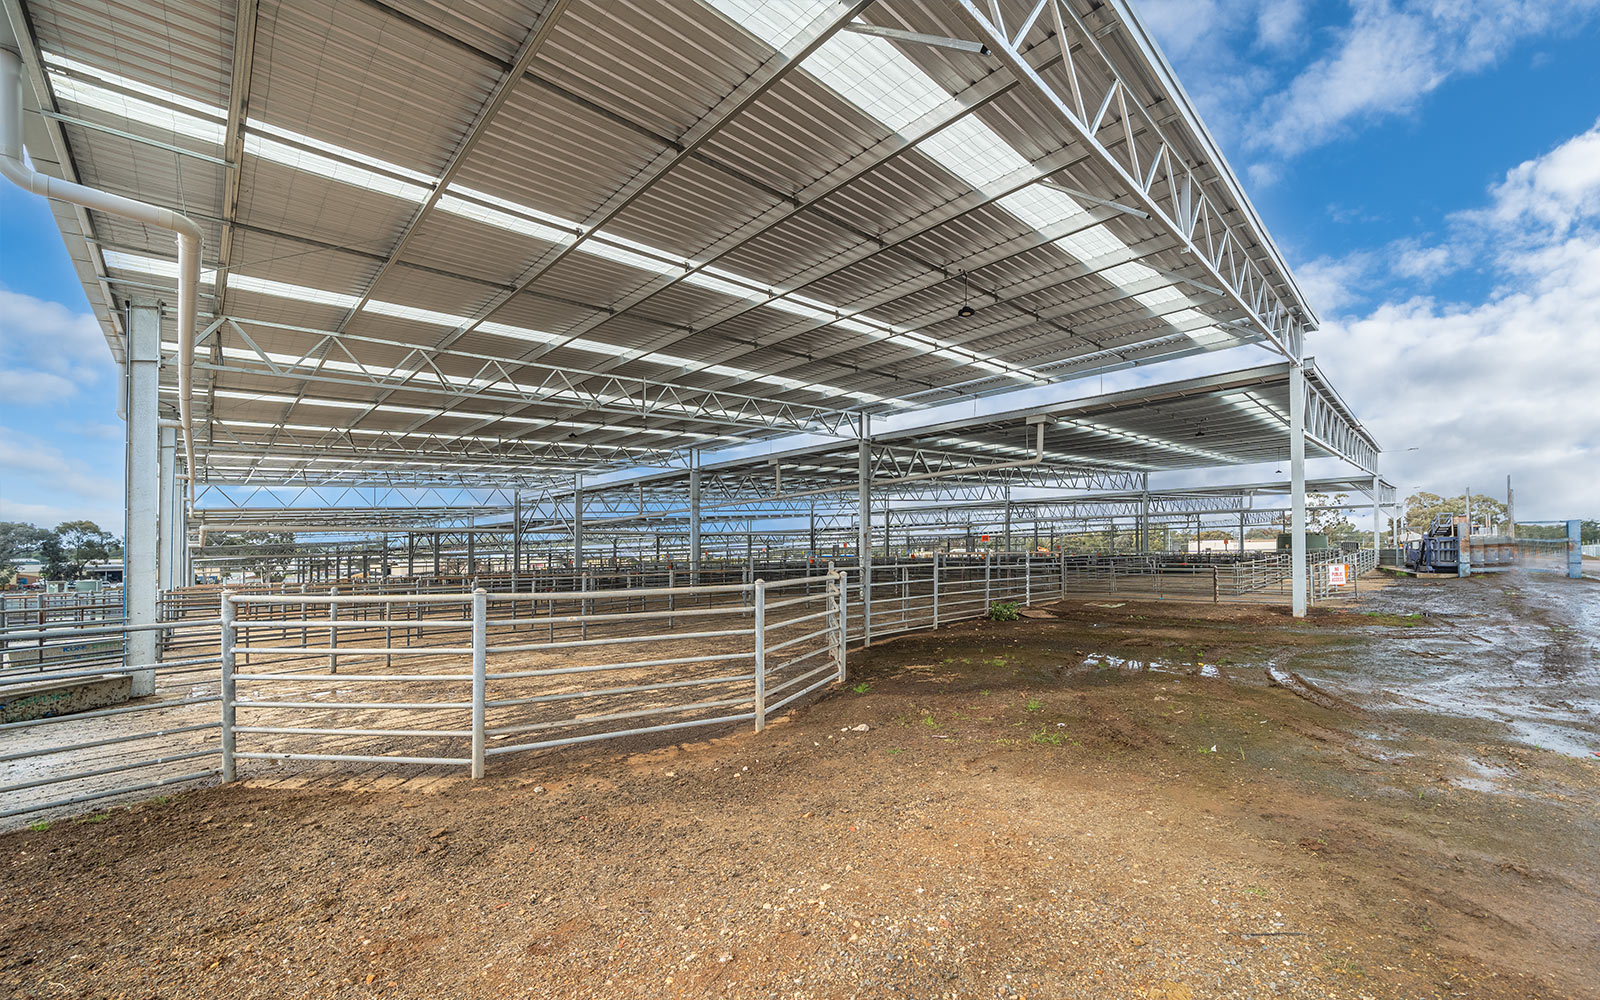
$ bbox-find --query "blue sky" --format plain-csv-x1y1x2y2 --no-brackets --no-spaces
2,0,1598,530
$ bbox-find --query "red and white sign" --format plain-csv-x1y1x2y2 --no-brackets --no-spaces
1328,563,1348,586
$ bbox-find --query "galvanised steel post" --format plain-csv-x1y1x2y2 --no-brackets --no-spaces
1289,363,1308,617
124,298,160,696
1024,552,1031,606
1371,475,1381,553
1003,484,1011,554
753,579,767,732
858,429,872,646
512,490,522,590
932,554,941,628
830,568,846,681
688,461,702,584
1567,520,1583,579
220,591,236,782
327,586,339,673
471,587,487,779
158,424,176,594
984,551,992,609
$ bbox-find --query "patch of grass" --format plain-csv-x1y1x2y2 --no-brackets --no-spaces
886,748,905,756
988,601,1020,622
28,820,51,832
921,714,940,728
1029,726,1063,747
850,681,871,694
1025,697,1044,712
147,795,170,805
75,813,107,825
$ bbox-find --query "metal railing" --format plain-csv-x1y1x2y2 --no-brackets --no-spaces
217,573,844,780
5,547,1392,821
0,614,225,820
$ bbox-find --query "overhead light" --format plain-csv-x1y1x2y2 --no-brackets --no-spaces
957,272,976,318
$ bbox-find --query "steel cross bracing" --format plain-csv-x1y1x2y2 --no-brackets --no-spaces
954,0,1311,360
172,2,1286,470
359,0,879,449
12,0,1342,507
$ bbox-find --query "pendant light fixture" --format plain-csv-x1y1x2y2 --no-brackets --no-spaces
957,271,975,318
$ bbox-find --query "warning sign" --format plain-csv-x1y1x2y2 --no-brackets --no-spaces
1328,563,1348,586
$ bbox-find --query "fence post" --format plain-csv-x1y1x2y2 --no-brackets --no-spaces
932,556,941,629
1212,565,1219,603
220,591,236,782
471,587,486,779
984,552,992,610
327,586,339,674
753,579,767,732
830,570,847,682
1024,552,1031,605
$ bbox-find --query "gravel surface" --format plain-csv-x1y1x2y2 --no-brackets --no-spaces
3,575,1596,999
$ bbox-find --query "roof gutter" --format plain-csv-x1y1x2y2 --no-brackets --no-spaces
1,46,201,502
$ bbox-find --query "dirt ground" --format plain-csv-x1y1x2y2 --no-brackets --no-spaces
2,573,1597,999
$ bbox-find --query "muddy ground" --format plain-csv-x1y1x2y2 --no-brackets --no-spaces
2,572,1596,999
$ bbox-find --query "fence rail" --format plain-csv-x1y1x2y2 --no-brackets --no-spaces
3,548,1387,822
217,574,844,782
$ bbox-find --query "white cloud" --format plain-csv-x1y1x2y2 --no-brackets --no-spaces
0,425,123,529
1141,0,1600,173
0,289,114,402
1250,0,1600,158
1307,121,1600,519
1475,117,1600,235
0,369,78,405
1254,1,1309,53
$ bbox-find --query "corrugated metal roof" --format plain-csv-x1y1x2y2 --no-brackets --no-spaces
11,0,1323,490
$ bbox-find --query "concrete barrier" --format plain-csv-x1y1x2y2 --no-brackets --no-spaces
1,673,133,723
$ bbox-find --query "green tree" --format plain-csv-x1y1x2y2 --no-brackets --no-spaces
1404,492,1508,533
0,521,52,566
47,521,118,579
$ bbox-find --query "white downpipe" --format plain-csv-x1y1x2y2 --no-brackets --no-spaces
1,47,201,502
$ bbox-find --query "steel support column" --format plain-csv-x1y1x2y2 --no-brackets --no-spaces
1371,474,1381,552
124,299,160,695
1139,492,1149,553
1567,520,1583,579
1290,363,1308,617
1003,485,1012,554
158,424,176,594
573,481,584,571
511,490,522,589
858,428,872,645
688,463,701,581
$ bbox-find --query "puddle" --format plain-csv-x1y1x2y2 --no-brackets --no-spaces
1449,759,1518,793
1078,654,1222,678
1290,573,1600,759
